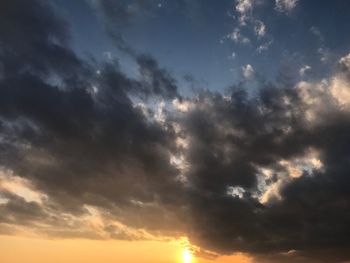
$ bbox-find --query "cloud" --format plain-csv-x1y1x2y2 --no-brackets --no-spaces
257,40,273,53
310,26,324,42
242,64,255,78
0,0,183,234
179,70,350,262
254,20,266,37
227,0,270,52
136,55,180,99
339,53,350,72
275,0,299,13
2,1,350,263
318,47,332,63
236,0,254,14
228,28,251,44
235,0,254,26
299,65,311,76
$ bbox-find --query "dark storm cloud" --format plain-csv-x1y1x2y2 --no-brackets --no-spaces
0,0,83,78
180,82,350,262
137,55,179,100
0,0,182,230
0,190,46,225
1,1,350,263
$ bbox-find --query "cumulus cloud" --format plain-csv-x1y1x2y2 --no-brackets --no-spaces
2,1,350,263
235,0,254,26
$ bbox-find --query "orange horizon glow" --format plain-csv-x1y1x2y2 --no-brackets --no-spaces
0,235,252,263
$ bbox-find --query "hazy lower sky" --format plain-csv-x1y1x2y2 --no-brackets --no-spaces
1,1,350,263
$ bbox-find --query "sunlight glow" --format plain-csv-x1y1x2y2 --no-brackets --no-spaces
182,248,193,263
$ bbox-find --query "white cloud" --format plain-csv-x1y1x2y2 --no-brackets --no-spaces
236,0,254,14
172,98,194,112
0,169,46,203
275,0,298,13
299,65,311,76
155,100,166,123
330,76,350,107
242,64,255,79
254,20,266,37
257,40,273,53
103,51,113,60
295,54,350,122
296,79,330,123
235,0,254,26
339,52,350,71
227,186,245,199
229,0,269,52
318,48,331,63
230,52,236,59
228,28,251,44
256,148,323,204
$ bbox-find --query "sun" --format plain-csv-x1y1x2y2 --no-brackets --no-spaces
182,248,193,263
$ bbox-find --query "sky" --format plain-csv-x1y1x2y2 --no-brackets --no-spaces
1,0,350,263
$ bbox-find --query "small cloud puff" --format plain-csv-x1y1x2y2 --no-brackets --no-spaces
242,64,255,79
299,65,311,76
275,0,298,13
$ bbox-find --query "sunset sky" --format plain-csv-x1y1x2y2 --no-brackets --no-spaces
1,0,350,262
